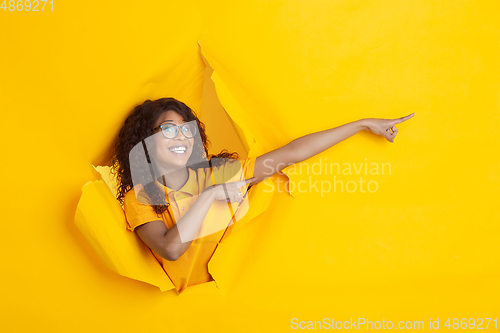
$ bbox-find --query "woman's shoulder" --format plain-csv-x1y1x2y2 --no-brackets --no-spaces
123,186,152,206
209,156,247,167
208,156,256,182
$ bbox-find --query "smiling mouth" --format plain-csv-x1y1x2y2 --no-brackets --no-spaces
168,145,188,155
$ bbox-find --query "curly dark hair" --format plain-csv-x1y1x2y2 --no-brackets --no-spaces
110,97,239,216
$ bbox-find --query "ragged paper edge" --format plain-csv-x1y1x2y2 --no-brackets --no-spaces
198,40,299,290
74,179,175,292
198,39,295,200
92,164,121,206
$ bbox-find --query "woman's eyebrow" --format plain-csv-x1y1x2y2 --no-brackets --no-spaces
158,119,185,126
159,120,176,125
159,120,186,125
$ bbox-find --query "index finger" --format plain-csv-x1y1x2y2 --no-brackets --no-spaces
393,112,415,124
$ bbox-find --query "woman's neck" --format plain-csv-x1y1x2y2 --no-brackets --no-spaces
158,166,189,191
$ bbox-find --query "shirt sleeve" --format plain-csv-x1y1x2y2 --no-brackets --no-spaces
211,157,256,185
123,189,164,232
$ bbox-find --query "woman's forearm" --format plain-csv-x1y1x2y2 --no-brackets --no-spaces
288,119,368,163
163,190,216,260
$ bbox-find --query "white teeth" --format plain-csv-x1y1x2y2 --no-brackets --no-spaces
168,146,187,153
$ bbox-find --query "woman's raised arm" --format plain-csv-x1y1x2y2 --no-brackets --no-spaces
249,113,414,186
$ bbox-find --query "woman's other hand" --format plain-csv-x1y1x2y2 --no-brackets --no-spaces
362,113,415,143
203,177,256,203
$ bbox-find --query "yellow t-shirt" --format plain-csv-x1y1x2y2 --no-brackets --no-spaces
123,157,256,293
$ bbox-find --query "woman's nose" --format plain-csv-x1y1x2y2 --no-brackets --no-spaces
173,130,186,140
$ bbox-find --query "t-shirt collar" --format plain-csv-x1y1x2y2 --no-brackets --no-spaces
154,168,198,196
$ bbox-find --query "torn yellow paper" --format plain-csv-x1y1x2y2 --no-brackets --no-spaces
93,165,119,204
75,159,281,292
74,180,175,292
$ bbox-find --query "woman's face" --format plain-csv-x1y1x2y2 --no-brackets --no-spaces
152,110,195,171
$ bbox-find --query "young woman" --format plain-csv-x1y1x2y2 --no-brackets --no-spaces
111,97,414,293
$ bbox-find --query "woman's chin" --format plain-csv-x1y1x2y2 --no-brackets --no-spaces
166,154,192,167
155,150,193,170
171,161,188,168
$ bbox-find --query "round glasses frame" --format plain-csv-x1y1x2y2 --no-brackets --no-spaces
153,123,197,139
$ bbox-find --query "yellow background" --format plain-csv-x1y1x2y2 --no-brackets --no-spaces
1,0,499,331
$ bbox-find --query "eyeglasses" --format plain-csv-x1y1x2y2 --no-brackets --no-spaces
153,123,197,139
